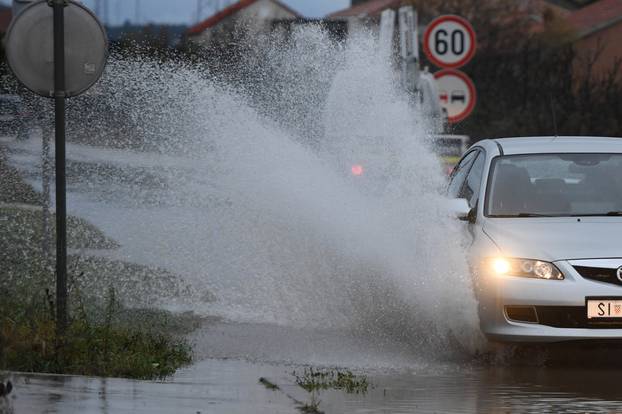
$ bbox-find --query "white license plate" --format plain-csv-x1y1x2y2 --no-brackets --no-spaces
587,299,622,319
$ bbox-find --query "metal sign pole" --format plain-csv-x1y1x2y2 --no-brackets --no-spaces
52,0,68,336
7,1,108,339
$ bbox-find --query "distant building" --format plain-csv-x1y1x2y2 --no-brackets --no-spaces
329,0,401,19
327,0,577,28
327,0,402,38
186,0,300,46
567,0,622,81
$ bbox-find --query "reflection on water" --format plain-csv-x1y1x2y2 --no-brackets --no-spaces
5,357,622,414
6,322,622,414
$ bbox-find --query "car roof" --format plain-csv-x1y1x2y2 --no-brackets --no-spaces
476,136,622,155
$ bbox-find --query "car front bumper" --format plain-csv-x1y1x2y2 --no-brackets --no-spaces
478,260,622,343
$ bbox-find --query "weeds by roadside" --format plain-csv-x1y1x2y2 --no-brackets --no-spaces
293,368,370,413
0,283,195,380
0,157,199,380
257,368,370,414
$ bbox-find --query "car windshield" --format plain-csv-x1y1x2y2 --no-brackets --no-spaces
486,153,622,217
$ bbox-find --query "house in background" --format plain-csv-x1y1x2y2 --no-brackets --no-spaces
327,0,401,34
567,0,622,81
327,0,580,33
186,0,299,47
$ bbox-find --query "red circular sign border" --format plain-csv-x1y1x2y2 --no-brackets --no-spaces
434,68,477,124
423,15,477,69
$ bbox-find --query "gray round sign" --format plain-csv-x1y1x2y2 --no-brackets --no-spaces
4,0,108,98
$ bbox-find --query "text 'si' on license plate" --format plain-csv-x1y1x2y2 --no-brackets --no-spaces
587,299,622,319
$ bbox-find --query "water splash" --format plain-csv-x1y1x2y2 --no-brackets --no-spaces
39,27,482,354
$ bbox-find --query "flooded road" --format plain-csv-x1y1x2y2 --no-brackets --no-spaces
6,341,622,414
5,133,622,413
3,31,622,410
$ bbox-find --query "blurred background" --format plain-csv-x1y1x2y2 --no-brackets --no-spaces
0,0,619,142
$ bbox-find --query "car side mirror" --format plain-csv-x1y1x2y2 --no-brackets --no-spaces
448,198,475,222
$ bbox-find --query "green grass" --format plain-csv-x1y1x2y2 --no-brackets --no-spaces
0,210,199,379
0,288,194,380
0,153,203,380
293,368,370,395
291,368,370,414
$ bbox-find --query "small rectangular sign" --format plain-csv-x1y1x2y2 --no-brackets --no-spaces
587,298,622,319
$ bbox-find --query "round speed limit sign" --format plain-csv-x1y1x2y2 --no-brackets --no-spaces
424,15,476,69
434,69,476,123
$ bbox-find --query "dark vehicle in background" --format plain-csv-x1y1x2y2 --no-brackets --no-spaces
0,94,31,139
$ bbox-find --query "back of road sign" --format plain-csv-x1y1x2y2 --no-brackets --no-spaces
5,0,108,98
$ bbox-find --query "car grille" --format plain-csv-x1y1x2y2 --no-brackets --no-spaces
573,266,622,286
536,306,622,329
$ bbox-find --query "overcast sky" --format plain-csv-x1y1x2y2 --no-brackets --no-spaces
74,0,351,26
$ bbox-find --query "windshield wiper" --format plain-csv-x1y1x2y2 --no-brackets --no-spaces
490,213,558,218
516,213,559,217
569,211,622,217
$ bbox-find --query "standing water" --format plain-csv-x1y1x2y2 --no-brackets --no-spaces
7,24,622,414
8,27,481,362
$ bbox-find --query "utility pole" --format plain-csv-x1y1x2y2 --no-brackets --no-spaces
398,6,420,95
104,0,109,26
52,0,68,336
196,0,203,24
41,109,52,269
196,0,221,24
134,0,141,24
95,0,108,25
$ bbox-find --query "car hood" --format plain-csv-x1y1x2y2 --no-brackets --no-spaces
482,217,622,262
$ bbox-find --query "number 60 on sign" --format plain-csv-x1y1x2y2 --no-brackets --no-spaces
423,15,476,69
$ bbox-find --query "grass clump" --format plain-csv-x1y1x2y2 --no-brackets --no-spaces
294,367,369,395
0,154,204,380
293,368,370,413
0,182,199,379
0,286,194,380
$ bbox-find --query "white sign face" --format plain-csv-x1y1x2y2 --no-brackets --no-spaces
424,15,476,69
434,69,476,124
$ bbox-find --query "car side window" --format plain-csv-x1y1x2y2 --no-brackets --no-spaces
460,151,485,208
448,151,477,198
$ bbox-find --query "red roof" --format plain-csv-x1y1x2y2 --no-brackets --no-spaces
328,0,402,18
567,0,622,35
187,0,299,35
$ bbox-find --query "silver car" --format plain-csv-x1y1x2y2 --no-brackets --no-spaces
449,137,622,342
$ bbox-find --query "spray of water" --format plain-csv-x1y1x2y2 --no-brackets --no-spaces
65,26,482,354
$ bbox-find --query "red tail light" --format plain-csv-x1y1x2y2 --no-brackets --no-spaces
351,164,364,176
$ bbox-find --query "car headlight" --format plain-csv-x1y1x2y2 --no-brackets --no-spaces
487,258,564,280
